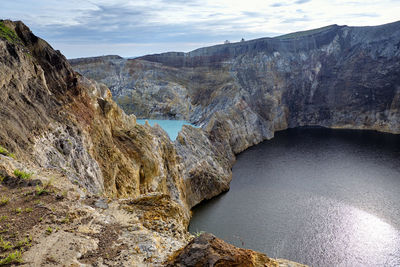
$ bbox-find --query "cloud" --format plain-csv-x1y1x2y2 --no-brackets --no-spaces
281,16,310,23
1,0,399,58
270,3,286,7
295,0,312,4
350,13,380,18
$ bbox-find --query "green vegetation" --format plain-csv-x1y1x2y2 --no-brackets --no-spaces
0,236,12,251
0,197,9,206
193,231,205,237
14,236,32,249
24,207,33,213
0,145,15,159
0,21,22,45
35,184,48,196
0,250,23,265
61,214,70,224
46,226,52,235
14,208,22,214
0,216,7,222
13,169,32,180
0,146,7,156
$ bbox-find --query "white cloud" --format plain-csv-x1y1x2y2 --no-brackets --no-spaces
1,0,399,57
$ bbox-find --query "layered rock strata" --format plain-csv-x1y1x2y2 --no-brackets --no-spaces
70,21,400,208
0,20,301,266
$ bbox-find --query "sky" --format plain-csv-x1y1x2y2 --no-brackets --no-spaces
1,0,399,58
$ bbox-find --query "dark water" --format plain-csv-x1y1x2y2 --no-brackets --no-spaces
189,128,400,266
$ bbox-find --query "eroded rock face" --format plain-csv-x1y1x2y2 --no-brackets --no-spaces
70,56,194,119
70,22,400,208
71,22,400,148
0,20,188,207
0,19,192,265
175,125,233,207
166,233,307,267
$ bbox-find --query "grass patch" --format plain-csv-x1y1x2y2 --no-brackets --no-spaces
0,197,9,206
193,231,205,237
24,207,33,213
0,21,22,45
0,250,23,265
13,169,32,180
35,185,48,196
0,216,7,222
0,146,7,156
0,236,12,251
46,226,52,235
14,236,32,249
0,145,15,159
14,208,22,214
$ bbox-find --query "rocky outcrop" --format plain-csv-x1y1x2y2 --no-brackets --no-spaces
166,233,307,267
70,56,194,119
0,19,189,265
70,21,400,208
0,20,187,205
1,19,304,266
175,125,234,208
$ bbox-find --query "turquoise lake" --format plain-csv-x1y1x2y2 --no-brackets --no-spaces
136,119,194,140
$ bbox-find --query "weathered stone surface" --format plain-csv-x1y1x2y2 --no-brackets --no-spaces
70,56,194,119
166,233,307,267
175,125,233,207
70,21,400,206
0,19,191,265
1,19,306,267
0,20,188,206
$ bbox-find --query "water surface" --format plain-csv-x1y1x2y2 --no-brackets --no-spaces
136,119,194,140
189,127,400,266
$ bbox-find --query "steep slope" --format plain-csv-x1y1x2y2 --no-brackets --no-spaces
0,19,188,201
71,22,400,155
70,21,400,208
0,20,301,266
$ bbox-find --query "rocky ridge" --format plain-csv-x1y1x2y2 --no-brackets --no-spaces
70,21,400,208
0,20,301,266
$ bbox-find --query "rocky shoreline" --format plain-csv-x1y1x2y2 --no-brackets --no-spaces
1,18,399,266
0,19,308,266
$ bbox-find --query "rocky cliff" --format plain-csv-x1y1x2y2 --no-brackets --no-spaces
0,19,301,266
70,21,400,210
71,21,400,157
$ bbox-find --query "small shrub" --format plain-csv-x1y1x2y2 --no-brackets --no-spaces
193,231,205,237
0,21,23,45
0,236,12,251
0,145,15,159
14,208,22,214
0,146,7,156
14,237,31,249
46,226,52,235
0,250,23,265
24,207,33,213
0,216,7,222
0,197,9,206
35,185,48,196
61,214,70,224
13,169,32,180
